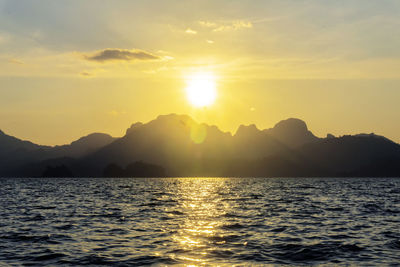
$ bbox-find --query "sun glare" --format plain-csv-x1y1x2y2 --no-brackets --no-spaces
185,72,217,107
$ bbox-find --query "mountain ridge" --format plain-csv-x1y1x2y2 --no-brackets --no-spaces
1,113,399,177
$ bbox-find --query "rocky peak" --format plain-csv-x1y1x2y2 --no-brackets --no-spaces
265,118,319,147
126,122,144,135
272,118,309,133
235,124,261,138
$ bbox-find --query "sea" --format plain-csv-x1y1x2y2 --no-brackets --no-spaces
0,177,399,266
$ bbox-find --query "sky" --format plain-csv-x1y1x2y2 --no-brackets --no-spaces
0,0,400,145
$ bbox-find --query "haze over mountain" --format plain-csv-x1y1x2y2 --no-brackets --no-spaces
0,114,399,177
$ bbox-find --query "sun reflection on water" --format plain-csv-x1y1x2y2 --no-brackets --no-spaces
170,178,233,266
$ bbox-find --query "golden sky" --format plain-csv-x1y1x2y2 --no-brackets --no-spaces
1,0,400,145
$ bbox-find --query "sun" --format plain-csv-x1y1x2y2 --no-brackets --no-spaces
185,72,217,107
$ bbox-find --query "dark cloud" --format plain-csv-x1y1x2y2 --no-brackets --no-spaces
79,71,94,77
84,48,161,63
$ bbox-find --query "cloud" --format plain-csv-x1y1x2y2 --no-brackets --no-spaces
185,28,197,34
143,66,169,74
108,110,127,116
213,21,253,32
79,71,94,77
84,48,161,63
8,58,24,65
198,21,217,28
198,20,253,32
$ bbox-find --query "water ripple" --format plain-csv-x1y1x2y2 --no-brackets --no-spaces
0,177,399,266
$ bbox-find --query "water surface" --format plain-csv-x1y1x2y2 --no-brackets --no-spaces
0,177,399,266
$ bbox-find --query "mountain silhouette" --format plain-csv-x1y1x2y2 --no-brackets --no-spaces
0,130,50,175
0,131,115,176
264,118,320,148
0,114,399,177
51,133,116,158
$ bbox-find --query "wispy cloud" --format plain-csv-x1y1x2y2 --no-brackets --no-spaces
198,21,217,28
108,110,127,116
8,58,24,65
198,20,253,32
213,20,253,32
185,28,197,34
83,48,161,63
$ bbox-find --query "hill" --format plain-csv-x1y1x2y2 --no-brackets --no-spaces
1,114,399,177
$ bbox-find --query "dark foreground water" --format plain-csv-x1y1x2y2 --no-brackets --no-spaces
0,178,399,266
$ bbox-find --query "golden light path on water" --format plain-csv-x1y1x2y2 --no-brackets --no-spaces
169,178,236,265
